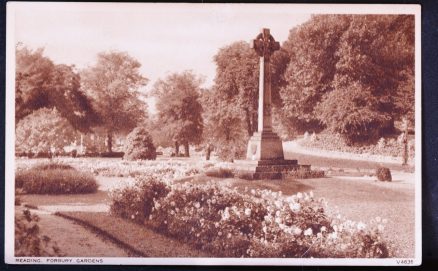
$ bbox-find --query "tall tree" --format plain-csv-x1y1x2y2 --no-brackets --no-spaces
213,41,289,136
81,51,148,153
152,71,203,157
15,45,98,131
201,88,248,161
316,15,415,143
280,15,351,134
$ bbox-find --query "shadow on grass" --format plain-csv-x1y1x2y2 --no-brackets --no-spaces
19,190,109,207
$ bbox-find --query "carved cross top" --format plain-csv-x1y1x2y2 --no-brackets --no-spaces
251,28,280,58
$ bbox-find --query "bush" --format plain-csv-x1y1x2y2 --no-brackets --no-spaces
109,176,171,224
284,168,325,179
110,181,391,258
376,167,392,182
205,167,234,178
15,209,63,256
124,127,156,160
15,162,98,194
15,108,78,155
101,152,125,158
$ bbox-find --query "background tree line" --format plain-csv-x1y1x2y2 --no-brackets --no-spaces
15,14,414,160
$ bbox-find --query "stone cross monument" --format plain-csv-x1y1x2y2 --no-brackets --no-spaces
246,28,284,160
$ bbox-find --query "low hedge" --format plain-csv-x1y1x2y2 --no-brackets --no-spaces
205,167,234,178
16,162,98,194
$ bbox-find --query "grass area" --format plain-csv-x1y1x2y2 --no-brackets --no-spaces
285,151,414,172
56,212,211,257
19,191,109,206
28,208,130,257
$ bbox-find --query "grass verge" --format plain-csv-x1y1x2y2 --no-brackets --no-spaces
55,212,210,257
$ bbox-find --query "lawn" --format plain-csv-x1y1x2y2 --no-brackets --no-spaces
15,156,416,258
55,212,211,257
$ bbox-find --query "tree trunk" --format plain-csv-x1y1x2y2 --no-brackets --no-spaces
106,133,113,153
206,144,211,161
184,142,190,157
175,141,179,156
402,117,409,165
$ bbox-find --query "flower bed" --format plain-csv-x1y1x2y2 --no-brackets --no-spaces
109,176,391,258
15,158,205,181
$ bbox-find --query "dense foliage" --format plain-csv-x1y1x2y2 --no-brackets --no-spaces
16,46,98,131
124,127,156,160
299,132,415,160
16,162,98,194
15,209,63,256
281,15,414,144
110,177,391,258
203,42,289,160
81,51,148,152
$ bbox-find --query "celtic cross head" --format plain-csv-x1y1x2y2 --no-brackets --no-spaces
251,28,280,58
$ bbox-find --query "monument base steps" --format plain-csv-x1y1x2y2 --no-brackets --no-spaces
233,159,311,180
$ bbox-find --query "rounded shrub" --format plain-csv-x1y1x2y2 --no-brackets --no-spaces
15,162,98,194
376,167,392,182
124,127,156,161
109,176,171,224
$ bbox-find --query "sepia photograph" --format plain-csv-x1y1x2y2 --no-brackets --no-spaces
5,2,421,266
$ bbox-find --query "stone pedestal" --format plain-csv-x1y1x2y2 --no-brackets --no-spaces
246,131,284,160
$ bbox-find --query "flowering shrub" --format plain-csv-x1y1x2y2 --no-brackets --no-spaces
109,176,170,224
110,179,391,258
15,209,63,256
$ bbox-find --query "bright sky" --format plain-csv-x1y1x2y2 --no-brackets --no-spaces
12,3,311,86
9,3,420,114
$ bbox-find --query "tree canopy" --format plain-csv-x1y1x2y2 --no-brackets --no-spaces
152,71,204,157
15,46,99,131
81,51,148,152
280,14,415,143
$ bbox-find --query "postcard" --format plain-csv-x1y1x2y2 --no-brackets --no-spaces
5,2,421,266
